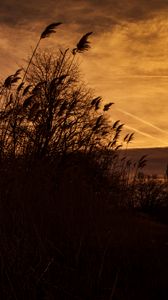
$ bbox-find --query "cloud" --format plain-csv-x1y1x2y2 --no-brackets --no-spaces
1,0,168,31
90,0,168,22
1,0,168,148
0,0,56,26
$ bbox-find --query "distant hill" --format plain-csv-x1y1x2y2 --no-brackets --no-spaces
124,147,168,178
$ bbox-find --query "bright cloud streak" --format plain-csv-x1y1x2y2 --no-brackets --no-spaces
116,108,168,136
125,125,168,147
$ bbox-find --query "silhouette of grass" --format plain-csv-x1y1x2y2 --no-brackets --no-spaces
0,155,168,299
0,23,168,300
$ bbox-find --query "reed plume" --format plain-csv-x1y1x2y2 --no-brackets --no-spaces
40,22,62,39
103,102,114,111
3,69,22,88
22,22,62,82
72,32,93,55
91,96,101,110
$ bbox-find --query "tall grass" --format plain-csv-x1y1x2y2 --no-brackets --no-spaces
0,23,168,300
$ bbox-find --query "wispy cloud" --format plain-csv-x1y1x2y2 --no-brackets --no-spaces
117,108,168,136
125,124,168,146
1,0,168,147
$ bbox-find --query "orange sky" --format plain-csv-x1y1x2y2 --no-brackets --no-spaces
0,0,168,148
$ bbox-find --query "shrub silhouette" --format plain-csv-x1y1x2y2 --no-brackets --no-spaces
1,22,168,300
0,25,129,165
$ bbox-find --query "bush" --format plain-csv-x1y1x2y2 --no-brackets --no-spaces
133,176,168,212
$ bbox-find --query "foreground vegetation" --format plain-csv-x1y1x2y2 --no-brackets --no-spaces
0,23,168,299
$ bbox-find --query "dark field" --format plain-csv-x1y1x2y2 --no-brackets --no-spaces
0,156,168,300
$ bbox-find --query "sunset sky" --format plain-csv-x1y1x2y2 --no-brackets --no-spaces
1,0,168,148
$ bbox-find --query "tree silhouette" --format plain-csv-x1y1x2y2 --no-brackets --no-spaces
0,25,129,166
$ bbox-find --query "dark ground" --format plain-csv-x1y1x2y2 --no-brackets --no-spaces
0,156,168,299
